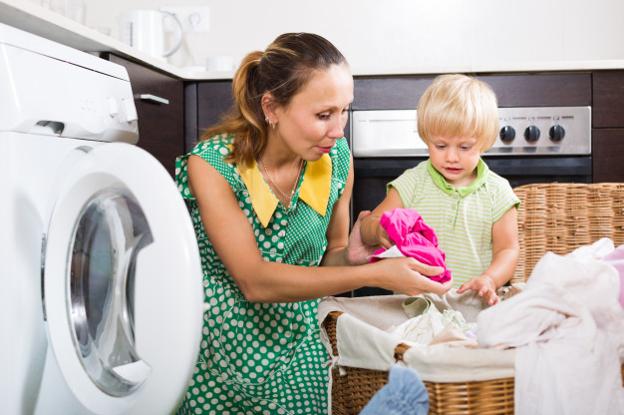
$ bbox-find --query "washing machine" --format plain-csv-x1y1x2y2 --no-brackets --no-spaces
0,23,204,414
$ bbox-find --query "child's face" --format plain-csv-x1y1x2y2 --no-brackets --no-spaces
427,135,482,187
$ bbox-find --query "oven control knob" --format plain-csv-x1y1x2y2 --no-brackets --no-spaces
499,125,516,143
549,124,566,142
524,125,541,142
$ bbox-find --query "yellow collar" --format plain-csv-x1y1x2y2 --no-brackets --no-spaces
238,154,332,228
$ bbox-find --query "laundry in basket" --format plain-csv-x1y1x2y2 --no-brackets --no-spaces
319,292,517,414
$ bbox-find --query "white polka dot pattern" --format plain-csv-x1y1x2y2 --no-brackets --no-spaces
174,135,350,414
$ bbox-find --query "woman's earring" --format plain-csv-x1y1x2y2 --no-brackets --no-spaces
265,117,276,129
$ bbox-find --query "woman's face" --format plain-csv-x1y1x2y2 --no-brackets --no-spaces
272,63,354,161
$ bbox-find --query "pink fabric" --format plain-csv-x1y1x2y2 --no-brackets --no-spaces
372,208,451,284
602,244,624,308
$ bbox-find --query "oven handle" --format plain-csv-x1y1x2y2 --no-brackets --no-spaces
353,157,591,178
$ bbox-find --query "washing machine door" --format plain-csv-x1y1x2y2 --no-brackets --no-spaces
43,143,203,415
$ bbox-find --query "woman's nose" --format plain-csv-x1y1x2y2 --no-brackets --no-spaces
328,118,345,139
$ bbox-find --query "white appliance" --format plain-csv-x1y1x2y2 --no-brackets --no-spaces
0,23,204,414
118,9,183,60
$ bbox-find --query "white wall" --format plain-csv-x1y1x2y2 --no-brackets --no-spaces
82,0,624,74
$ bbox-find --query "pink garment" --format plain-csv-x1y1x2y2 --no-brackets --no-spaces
602,244,624,308
372,208,451,284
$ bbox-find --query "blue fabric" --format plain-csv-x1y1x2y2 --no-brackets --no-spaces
360,364,429,415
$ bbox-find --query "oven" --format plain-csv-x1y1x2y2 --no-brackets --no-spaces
350,106,592,296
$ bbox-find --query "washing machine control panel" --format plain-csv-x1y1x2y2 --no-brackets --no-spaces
0,24,139,144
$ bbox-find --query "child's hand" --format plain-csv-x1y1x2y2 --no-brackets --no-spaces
374,218,393,248
457,274,499,306
346,211,378,265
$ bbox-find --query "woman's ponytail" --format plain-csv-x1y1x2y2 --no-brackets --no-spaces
200,50,268,166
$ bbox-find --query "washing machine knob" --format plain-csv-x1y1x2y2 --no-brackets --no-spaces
499,125,516,143
524,125,541,142
549,124,566,142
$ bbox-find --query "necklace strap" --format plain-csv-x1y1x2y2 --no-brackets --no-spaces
258,158,304,209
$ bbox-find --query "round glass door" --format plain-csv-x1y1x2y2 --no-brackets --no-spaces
44,142,203,415
70,189,153,397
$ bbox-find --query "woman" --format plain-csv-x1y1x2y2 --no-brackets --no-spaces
176,32,450,415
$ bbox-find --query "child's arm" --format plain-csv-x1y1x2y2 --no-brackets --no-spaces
359,188,404,248
457,207,519,305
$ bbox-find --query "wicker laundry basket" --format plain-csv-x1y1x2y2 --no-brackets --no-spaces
323,182,624,415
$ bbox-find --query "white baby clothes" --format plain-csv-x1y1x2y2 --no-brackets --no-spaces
391,295,477,346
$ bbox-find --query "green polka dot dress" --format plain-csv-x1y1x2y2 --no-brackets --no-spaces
175,135,351,415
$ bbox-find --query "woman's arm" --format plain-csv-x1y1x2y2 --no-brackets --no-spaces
359,188,404,248
188,155,447,302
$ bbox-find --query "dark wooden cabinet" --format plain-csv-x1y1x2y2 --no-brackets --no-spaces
592,71,624,182
593,71,624,128
185,81,234,150
593,129,624,182
105,54,184,177
197,81,234,130
353,73,591,110
480,73,591,107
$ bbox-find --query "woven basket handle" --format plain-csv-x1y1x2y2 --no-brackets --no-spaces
323,311,343,356
323,310,411,363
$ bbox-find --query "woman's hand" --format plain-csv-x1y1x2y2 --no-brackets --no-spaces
373,257,451,296
457,274,499,306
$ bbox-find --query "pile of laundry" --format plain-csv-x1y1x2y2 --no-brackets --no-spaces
318,289,516,383
320,239,624,415
478,238,624,415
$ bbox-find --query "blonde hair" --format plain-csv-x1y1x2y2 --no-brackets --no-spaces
417,74,499,151
200,33,347,166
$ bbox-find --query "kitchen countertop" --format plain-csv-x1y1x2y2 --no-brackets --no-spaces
3,0,624,81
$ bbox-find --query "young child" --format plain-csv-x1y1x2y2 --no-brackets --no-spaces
361,74,520,305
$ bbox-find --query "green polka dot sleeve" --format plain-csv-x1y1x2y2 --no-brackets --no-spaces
175,134,239,201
